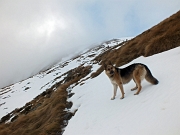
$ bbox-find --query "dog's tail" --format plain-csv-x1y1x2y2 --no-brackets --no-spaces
144,65,159,85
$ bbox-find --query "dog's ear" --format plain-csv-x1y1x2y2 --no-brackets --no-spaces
102,63,107,70
102,61,113,70
107,61,113,66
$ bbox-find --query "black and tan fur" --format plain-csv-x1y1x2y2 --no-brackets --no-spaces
104,62,158,100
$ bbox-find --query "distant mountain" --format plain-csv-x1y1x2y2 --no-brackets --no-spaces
0,38,129,119
0,10,179,135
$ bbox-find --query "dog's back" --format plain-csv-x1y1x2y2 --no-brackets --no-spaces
119,63,137,77
118,63,158,85
117,64,137,84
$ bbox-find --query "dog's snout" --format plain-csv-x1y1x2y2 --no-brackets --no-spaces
110,71,114,74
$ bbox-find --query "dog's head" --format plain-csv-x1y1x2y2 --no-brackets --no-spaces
103,62,116,77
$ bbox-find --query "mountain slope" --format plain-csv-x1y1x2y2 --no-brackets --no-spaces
0,10,180,135
0,38,128,134
64,46,180,135
93,10,180,74
0,39,126,118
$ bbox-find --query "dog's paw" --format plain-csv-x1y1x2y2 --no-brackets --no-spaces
131,87,137,91
111,97,115,100
120,97,124,99
134,93,139,95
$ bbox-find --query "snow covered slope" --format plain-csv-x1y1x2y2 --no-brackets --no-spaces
64,47,180,135
0,38,128,119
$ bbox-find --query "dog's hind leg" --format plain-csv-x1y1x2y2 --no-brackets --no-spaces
131,78,138,91
131,85,138,91
133,67,144,95
134,79,142,95
111,84,118,100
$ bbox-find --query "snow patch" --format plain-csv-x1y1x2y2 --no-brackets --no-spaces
64,47,180,135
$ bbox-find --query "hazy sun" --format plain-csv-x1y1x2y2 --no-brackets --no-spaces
37,16,67,36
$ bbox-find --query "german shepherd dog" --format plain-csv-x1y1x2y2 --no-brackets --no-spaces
104,62,158,100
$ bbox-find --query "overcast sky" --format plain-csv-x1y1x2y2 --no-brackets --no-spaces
0,0,179,88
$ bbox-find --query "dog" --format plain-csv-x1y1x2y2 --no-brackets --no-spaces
104,62,159,100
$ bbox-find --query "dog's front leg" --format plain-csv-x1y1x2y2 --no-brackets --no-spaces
118,83,125,99
111,84,117,100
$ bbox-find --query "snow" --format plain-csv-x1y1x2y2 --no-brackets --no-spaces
0,38,128,119
64,47,180,135
1,37,179,135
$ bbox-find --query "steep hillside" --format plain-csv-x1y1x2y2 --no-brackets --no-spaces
64,46,180,135
0,10,180,135
93,10,180,77
0,39,127,134
0,39,124,118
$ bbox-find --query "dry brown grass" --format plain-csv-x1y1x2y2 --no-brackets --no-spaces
92,10,180,76
0,10,180,135
0,65,92,135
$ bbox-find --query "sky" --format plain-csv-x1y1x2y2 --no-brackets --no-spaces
0,0,179,88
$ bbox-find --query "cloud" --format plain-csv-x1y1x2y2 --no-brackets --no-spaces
0,0,179,88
